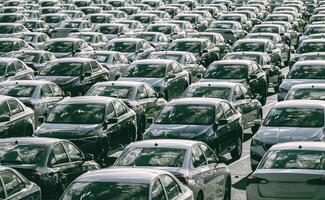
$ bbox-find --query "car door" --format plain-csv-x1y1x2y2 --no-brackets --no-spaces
240,85,260,123
40,84,57,115
135,85,149,115
233,85,250,129
215,104,229,154
199,144,226,200
173,62,188,94
62,141,84,180
159,175,189,200
220,102,237,149
7,99,27,137
80,62,94,93
5,63,16,81
0,101,11,138
251,63,266,94
49,83,65,104
165,64,178,99
247,64,259,95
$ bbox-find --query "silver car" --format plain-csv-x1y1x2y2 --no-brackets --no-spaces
285,83,325,101
247,141,325,200
114,139,231,200
250,100,325,170
60,168,194,200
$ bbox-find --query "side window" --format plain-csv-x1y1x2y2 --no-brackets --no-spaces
166,64,173,75
7,100,24,116
50,84,64,97
215,105,225,120
137,86,148,99
160,175,182,200
234,86,244,100
1,171,23,197
41,84,53,98
200,144,217,164
172,63,182,73
192,145,207,168
113,55,122,64
0,102,10,117
13,42,20,51
7,63,16,74
14,61,25,72
62,142,83,162
240,86,252,99
49,143,69,166
251,64,259,74
82,63,92,74
106,103,117,119
152,179,167,200
113,100,127,117
90,61,101,72
222,102,235,118
144,85,157,98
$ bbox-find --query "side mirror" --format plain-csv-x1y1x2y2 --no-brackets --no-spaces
83,153,94,161
106,118,118,124
0,115,10,123
217,118,228,125
147,117,154,124
157,92,165,98
38,116,45,124
254,119,262,126
6,72,15,77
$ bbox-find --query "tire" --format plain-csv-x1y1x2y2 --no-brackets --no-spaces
223,178,231,200
25,125,34,137
230,136,242,160
197,191,204,200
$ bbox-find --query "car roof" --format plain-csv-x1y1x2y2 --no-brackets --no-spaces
58,96,116,104
300,52,325,56
172,38,208,42
132,59,175,65
210,59,255,65
151,51,190,55
274,100,325,109
94,81,145,88
0,80,53,86
301,39,325,43
189,81,241,88
0,137,65,145
0,58,20,63
270,141,325,151
110,38,145,42
75,168,167,183
294,60,325,66
51,57,95,63
0,95,20,101
290,83,325,89
235,38,271,43
169,97,224,105
225,51,267,56
126,139,201,149
47,38,85,42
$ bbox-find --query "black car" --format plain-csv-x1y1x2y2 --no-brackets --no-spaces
144,98,244,159
34,96,137,164
85,81,167,137
35,58,109,96
199,60,268,105
0,166,41,200
0,95,35,137
0,137,100,200
207,21,247,44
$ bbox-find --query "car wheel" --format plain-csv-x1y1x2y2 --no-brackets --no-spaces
223,178,231,200
25,125,34,137
230,136,242,160
197,191,204,200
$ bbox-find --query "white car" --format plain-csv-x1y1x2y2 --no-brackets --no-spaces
247,141,325,200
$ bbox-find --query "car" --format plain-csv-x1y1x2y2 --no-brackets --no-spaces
223,52,284,92
285,83,325,101
167,38,222,67
33,96,137,164
0,166,41,200
49,19,93,38
297,52,325,62
181,82,263,133
0,38,34,56
173,13,208,31
41,38,94,58
144,98,244,159
0,57,34,81
0,13,27,23
0,80,67,126
124,32,170,51
207,21,247,44
60,168,194,200
250,100,325,170
19,19,49,33
0,23,29,38
217,13,252,31
0,95,35,137
200,60,268,105
247,142,325,199
1,50,55,72
105,38,155,62
129,14,159,27
68,32,107,50
299,24,325,43
146,23,186,41
0,137,100,200
18,32,50,50
85,13,116,24
114,139,232,200
118,59,190,100
86,81,167,137
278,61,325,101
35,58,109,96
291,39,325,66
40,13,71,28
93,23,130,41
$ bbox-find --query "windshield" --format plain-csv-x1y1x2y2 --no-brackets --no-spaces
0,26,14,33
40,62,83,76
109,42,136,52
299,55,325,61
263,108,324,127
60,21,81,28
232,42,265,52
252,26,278,33
44,16,60,23
209,22,234,29
70,35,92,42
286,88,325,100
0,63,6,76
77,53,110,63
61,182,148,200
0,41,13,52
17,53,38,63
47,104,105,124
297,42,325,53
90,16,107,23
183,86,231,99
305,27,325,35
115,147,185,167
22,35,35,43
155,104,215,125
224,54,261,64
287,65,325,79
168,41,201,53
260,150,325,170
125,64,166,78
43,41,74,53
132,16,151,23
134,34,156,42
175,16,197,23
99,26,119,34
0,85,36,97
149,54,183,63
204,64,247,79
87,86,133,99
147,26,172,34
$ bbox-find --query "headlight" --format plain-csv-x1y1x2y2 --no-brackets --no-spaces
251,138,263,146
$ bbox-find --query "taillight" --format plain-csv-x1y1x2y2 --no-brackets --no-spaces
247,175,268,185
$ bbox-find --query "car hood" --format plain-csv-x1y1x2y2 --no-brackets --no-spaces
200,78,247,84
145,124,211,139
255,126,324,143
35,123,101,139
118,77,164,86
280,79,325,91
35,76,79,86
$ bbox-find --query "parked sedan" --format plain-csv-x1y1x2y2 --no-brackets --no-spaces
49,19,93,38
144,98,244,159
124,31,170,51
60,168,193,200
285,83,325,101
250,100,325,170
34,97,137,164
68,32,107,50
0,166,41,200
291,39,325,66
35,58,109,96
181,82,262,133
0,38,34,56
248,142,325,199
85,81,167,138
118,59,190,100
207,21,247,45
114,139,232,200
0,95,35,137
0,137,100,200
200,60,268,105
